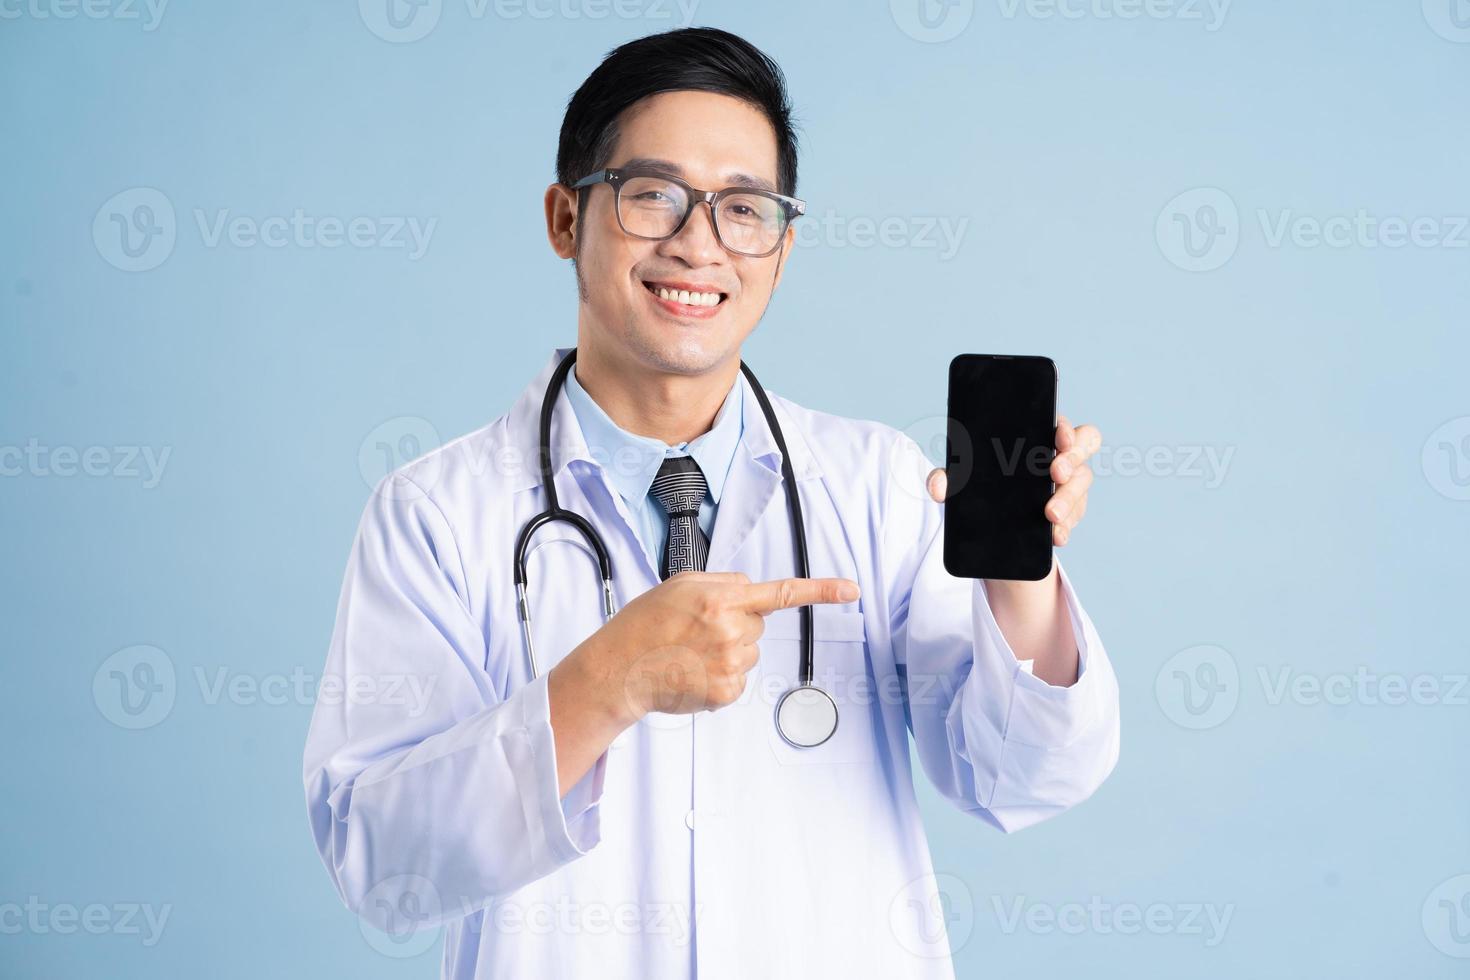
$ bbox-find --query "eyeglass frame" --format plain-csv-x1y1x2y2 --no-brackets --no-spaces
570,166,807,259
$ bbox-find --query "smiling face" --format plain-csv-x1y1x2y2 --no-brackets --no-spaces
547,89,795,379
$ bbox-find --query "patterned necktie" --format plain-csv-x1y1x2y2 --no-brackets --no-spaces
649,455,710,579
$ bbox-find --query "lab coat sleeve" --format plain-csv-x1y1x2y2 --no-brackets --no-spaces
302,474,606,931
881,434,1120,833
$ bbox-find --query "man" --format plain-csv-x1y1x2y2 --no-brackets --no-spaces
304,27,1118,980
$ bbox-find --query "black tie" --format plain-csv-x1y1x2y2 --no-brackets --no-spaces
649,455,710,579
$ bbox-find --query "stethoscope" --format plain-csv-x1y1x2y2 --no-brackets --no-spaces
512,348,839,749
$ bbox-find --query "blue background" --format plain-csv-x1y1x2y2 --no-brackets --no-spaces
3,1,1467,977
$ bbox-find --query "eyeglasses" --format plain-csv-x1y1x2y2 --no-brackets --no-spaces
571,167,806,258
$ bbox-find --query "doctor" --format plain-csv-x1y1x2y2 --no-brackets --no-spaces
304,26,1118,980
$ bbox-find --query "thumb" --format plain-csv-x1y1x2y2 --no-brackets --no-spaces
926,467,946,503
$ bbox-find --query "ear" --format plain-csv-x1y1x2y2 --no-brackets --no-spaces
770,222,796,291
545,183,578,259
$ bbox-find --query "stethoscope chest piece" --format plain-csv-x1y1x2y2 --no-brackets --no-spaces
775,685,839,749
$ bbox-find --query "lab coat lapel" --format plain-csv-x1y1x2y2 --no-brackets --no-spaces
571,463,662,589
510,347,662,597
705,371,791,575
705,438,782,575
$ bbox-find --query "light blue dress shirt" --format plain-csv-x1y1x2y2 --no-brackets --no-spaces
563,363,744,573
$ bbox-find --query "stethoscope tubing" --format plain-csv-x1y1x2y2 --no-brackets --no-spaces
512,348,830,747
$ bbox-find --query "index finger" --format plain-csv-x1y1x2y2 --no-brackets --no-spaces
735,577,861,614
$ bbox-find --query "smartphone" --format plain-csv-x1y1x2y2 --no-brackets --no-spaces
943,354,1057,581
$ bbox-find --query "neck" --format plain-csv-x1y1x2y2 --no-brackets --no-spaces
572,334,738,446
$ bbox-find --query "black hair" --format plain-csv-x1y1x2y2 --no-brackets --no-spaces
556,27,799,204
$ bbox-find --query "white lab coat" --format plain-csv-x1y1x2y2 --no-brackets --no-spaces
303,347,1120,979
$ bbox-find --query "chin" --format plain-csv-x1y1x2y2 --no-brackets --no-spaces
626,324,734,377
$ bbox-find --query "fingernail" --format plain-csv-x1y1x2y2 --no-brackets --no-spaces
838,581,860,602
1057,460,1072,480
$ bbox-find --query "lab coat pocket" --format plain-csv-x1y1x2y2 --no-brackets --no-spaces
758,606,872,766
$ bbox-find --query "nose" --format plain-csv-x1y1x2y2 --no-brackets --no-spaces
657,198,726,267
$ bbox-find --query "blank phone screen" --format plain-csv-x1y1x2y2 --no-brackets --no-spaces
943,354,1057,581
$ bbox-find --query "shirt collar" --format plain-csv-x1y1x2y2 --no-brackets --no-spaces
502,347,822,496
563,359,745,511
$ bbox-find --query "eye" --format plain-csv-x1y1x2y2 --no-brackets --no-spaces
720,196,773,226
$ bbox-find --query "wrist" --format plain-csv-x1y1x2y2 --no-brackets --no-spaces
558,636,645,730
983,557,1059,607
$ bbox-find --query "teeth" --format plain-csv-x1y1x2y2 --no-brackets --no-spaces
653,285,722,308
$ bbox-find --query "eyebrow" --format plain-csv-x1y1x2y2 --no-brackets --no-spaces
617,157,779,195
